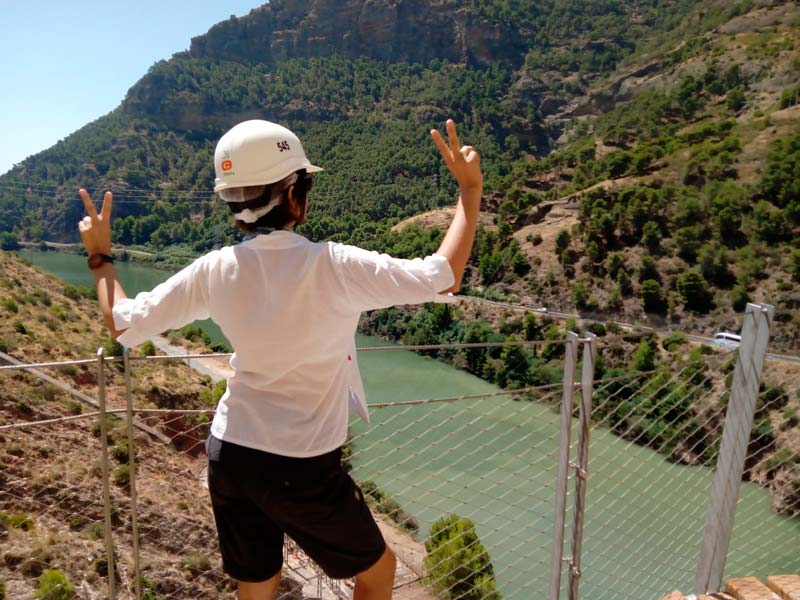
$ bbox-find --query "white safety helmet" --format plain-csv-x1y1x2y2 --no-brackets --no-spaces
213,120,323,212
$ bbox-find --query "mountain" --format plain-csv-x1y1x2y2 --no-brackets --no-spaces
0,0,798,349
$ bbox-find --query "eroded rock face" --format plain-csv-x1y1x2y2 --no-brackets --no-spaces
188,0,528,68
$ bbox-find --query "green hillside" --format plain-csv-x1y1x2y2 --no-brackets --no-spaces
0,0,798,349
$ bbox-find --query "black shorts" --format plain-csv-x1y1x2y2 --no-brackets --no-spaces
206,435,385,582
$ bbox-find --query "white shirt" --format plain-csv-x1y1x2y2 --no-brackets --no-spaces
113,231,454,457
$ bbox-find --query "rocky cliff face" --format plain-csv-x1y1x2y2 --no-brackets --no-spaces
189,0,529,67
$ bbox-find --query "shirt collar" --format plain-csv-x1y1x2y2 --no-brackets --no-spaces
240,229,311,249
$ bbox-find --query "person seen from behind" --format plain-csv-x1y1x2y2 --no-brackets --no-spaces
78,118,482,600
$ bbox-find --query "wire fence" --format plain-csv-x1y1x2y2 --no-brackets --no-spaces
1,306,799,599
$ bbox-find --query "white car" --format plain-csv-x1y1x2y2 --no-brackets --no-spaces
713,331,741,349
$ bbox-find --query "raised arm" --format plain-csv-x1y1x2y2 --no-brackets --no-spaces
430,120,483,293
78,189,128,339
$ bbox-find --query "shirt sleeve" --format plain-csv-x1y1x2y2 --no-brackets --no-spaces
112,252,217,348
331,244,455,314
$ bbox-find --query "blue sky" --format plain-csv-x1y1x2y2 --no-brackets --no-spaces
0,0,261,175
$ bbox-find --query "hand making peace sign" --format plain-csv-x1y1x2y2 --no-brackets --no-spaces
77,189,113,256
430,119,483,197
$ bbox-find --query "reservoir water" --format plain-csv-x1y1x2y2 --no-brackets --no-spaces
18,250,800,599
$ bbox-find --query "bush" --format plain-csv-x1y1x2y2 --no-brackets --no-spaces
424,514,499,600
92,414,119,440
0,512,34,531
632,339,656,372
180,554,212,575
13,320,27,335
639,279,667,314
573,284,595,311
51,305,69,321
662,331,687,352
726,87,746,112
179,324,212,346
103,337,124,358
62,285,81,301
676,269,713,313
360,480,419,533
113,465,130,487
0,232,19,250
112,439,136,463
35,569,75,600
140,576,166,600
200,379,228,408
730,284,750,312
1,297,18,313
140,340,157,357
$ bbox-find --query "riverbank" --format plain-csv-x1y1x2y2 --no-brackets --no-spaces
18,240,195,271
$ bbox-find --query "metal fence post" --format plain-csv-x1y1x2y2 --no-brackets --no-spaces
693,303,773,594
123,348,142,599
96,347,116,598
568,334,596,600
549,332,579,600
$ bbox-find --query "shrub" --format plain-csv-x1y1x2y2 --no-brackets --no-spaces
84,522,104,540
0,512,34,531
140,340,156,357
726,87,746,112
112,439,136,463
35,569,75,600
180,554,212,575
639,279,667,314
32,289,51,306
1,297,18,313
662,331,687,352
13,320,27,335
676,269,713,313
140,576,166,600
51,305,68,321
730,284,750,312
102,337,124,358
587,322,606,337
554,229,571,257
360,480,419,533
632,339,656,372
424,514,499,600
62,285,81,301
179,324,212,346
113,465,130,487
200,379,228,407
91,414,119,440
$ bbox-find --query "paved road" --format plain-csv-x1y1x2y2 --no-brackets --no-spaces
149,336,233,381
457,296,800,364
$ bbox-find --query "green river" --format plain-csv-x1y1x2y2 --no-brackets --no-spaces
18,250,800,600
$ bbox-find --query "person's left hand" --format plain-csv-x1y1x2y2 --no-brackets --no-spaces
78,189,113,256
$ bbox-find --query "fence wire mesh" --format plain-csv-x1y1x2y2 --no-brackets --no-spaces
1,331,799,600
0,363,118,600
578,342,800,600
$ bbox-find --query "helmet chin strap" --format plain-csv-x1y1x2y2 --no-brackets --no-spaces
234,197,282,223
231,173,299,223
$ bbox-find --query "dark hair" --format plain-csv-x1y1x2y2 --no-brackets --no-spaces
229,170,310,232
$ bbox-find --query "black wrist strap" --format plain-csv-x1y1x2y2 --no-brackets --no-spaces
88,253,115,270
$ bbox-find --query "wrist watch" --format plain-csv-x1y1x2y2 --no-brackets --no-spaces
87,253,115,270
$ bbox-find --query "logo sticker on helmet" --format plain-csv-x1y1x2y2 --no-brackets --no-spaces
221,160,233,171
277,141,291,152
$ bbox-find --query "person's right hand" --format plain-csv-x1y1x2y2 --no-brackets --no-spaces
431,119,483,195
